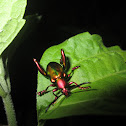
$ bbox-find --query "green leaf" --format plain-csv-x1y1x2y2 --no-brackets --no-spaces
37,32,126,121
0,0,26,55
0,0,26,97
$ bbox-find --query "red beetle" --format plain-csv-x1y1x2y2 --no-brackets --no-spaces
33,49,91,112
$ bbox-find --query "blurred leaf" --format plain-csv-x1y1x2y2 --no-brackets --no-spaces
0,0,26,97
0,0,26,55
3,14,42,63
37,32,126,121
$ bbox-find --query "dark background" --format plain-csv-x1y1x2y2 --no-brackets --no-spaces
0,0,126,126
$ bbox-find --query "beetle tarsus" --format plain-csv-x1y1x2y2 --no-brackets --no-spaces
69,81,91,90
72,66,80,71
36,90,46,96
79,86,91,90
37,84,55,96
68,66,80,77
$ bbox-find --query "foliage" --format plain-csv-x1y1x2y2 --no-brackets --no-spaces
37,32,126,123
0,0,26,125
0,0,26,55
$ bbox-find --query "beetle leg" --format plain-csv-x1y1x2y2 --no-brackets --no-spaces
45,98,57,113
69,82,91,89
36,84,55,96
60,49,66,69
45,93,63,113
53,88,58,100
33,58,47,76
68,66,80,77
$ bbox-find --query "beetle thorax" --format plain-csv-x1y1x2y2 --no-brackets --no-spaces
56,78,67,89
56,78,69,96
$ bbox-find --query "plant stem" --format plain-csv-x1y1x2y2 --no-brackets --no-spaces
2,94,17,126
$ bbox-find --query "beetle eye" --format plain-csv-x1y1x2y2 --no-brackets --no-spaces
51,79,55,83
63,73,66,77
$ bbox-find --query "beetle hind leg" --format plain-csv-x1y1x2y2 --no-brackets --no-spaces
69,81,91,90
52,88,58,101
45,93,63,113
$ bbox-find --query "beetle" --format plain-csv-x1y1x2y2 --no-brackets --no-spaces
33,49,91,112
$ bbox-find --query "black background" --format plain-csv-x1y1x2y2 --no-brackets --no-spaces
0,0,126,126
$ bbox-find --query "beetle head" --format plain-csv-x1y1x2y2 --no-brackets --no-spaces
62,88,70,96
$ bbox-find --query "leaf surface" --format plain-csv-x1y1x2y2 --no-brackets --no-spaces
37,32,126,121
0,0,26,55
0,0,26,97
